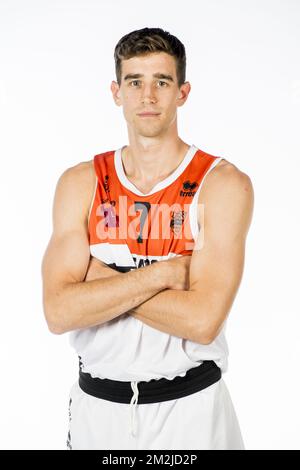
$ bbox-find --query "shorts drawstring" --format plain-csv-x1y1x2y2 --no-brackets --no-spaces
129,381,139,437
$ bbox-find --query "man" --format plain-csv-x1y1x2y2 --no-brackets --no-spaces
41,27,254,450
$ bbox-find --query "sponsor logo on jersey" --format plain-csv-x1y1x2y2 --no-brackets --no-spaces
132,256,159,269
170,210,186,235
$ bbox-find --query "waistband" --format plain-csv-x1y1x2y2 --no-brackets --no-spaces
78,360,222,405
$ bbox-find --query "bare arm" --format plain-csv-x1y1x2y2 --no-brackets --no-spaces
85,259,200,342
84,255,196,341
41,163,173,335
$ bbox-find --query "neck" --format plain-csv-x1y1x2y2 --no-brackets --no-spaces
122,138,190,183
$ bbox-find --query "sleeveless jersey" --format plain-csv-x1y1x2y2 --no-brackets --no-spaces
69,144,229,381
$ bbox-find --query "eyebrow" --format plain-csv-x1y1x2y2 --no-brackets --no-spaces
123,73,174,82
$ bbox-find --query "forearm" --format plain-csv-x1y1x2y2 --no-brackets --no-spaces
51,263,168,334
130,289,210,344
80,257,209,344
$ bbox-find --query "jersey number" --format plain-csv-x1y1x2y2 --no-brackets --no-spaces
134,201,151,243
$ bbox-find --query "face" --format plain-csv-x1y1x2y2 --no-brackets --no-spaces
111,52,191,138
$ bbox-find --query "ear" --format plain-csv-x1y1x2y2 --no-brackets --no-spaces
111,80,122,106
176,81,191,107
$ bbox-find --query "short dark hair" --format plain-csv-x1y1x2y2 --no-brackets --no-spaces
114,27,186,88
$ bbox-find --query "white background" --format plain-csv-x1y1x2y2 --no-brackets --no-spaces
0,0,299,450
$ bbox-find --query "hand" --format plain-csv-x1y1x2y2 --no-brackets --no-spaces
160,254,192,291
84,256,121,282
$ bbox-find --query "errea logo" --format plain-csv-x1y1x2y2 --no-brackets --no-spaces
180,180,198,197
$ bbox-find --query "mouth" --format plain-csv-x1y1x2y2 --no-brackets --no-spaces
137,112,161,117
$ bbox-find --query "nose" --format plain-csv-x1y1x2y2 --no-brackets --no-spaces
141,84,157,104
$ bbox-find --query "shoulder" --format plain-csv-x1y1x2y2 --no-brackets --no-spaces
55,159,96,221
197,158,254,236
57,159,95,192
59,159,94,183
199,158,254,202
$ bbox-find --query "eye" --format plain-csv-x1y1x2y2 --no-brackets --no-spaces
158,81,168,87
129,80,141,87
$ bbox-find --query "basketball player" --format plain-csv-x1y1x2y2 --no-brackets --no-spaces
41,27,254,450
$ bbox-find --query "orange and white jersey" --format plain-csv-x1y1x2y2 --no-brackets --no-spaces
69,144,229,381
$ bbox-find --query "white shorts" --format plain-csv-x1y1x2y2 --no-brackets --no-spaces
66,377,245,450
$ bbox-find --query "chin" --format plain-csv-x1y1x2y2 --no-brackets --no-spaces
137,124,166,137
138,130,164,138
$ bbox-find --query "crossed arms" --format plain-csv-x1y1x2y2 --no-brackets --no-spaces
41,161,254,345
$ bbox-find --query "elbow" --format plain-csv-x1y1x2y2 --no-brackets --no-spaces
192,318,217,345
43,302,67,335
199,335,215,345
191,303,227,345
47,321,66,335
194,332,215,345
46,314,66,335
